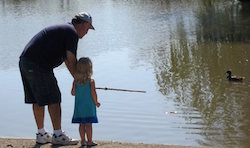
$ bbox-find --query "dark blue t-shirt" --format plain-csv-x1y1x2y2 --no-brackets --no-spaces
20,23,78,70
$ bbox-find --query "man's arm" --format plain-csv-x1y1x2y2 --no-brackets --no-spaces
65,50,77,78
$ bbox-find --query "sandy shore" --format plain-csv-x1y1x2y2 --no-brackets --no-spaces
0,138,204,148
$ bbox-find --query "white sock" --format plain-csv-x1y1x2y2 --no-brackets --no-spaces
54,129,62,137
38,128,46,135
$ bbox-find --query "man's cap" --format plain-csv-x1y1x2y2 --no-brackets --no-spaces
75,11,95,30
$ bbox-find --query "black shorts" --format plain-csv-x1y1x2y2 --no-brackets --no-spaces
19,57,61,106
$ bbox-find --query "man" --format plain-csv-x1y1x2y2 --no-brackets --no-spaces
19,11,95,145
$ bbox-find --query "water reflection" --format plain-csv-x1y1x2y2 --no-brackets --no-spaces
151,0,250,147
196,0,250,42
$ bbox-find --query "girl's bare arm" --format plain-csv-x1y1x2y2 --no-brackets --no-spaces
90,79,100,107
71,81,75,96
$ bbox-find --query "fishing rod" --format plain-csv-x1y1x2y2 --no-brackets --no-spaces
96,87,146,93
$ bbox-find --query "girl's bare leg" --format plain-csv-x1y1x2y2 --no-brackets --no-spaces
85,123,93,142
79,124,86,142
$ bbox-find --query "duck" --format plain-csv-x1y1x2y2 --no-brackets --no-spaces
226,70,244,82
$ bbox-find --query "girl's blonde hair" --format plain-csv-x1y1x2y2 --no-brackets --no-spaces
74,57,93,84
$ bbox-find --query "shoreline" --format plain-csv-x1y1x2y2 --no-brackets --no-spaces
0,137,204,148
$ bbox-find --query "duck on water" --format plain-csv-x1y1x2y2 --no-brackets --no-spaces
226,70,244,82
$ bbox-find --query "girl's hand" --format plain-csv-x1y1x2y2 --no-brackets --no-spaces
96,102,101,108
71,89,75,96
71,81,75,96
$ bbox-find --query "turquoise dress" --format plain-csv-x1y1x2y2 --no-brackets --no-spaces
72,81,98,123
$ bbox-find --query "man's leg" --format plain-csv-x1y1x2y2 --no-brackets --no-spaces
33,103,52,144
48,103,61,130
33,104,45,129
49,103,78,145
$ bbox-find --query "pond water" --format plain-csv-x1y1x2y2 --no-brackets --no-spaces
1,0,250,147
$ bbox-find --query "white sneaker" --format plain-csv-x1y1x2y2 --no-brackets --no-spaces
52,132,78,145
36,132,52,144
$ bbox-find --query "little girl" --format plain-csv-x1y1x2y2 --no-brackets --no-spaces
71,57,100,146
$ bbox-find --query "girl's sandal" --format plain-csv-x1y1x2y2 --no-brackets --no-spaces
81,141,87,146
87,141,97,146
